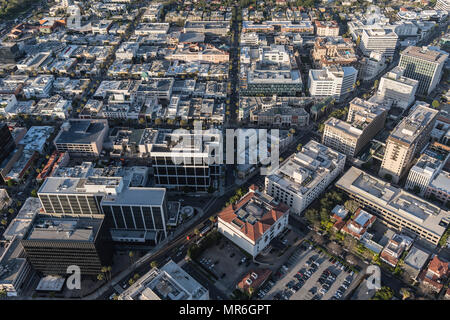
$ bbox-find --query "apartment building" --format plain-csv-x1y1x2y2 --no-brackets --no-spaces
377,66,419,109
218,185,289,257
312,37,357,68
54,119,109,156
315,20,340,37
265,140,346,215
379,102,439,183
308,66,358,102
323,97,387,158
359,28,399,58
336,166,450,246
398,46,448,95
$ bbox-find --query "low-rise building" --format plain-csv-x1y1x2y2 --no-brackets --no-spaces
341,208,376,240
380,233,413,267
54,119,109,156
119,260,209,300
218,185,289,257
336,166,450,246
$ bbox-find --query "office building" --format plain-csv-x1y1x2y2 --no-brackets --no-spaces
435,0,450,13
336,167,450,246
119,260,209,300
0,236,32,297
379,102,438,183
426,170,450,206
54,119,109,156
398,46,448,95
308,66,358,102
405,153,447,195
377,66,419,109
218,185,289,257
0,123,16,169
21,217,113,276
360,28,399,58
323,97,388,158
265,140,346,215
360,51,387,81
144,129,223,192
38,164,169,243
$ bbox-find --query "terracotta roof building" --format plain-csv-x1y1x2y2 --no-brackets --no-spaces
341,208,376,240
218,185,289,257
237,268,272,295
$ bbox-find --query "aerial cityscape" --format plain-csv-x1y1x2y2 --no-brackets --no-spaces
0,0,450,307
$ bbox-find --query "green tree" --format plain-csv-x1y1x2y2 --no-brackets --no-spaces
372,286,394,300
97,273,104,281
150,261,158,269
432,100,440,109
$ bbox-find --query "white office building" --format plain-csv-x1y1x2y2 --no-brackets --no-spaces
405,153,447,196
360,28,399,58
265,140,346,215
377,66,419,109
308,66,358,102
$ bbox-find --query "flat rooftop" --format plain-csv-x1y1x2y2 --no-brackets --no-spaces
401,46,449,63
24,217,102,242
268,140,345,195
55,119,107,145
389,102,438,145
336,167,450,237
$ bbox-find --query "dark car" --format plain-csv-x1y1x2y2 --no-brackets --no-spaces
230,253,235,258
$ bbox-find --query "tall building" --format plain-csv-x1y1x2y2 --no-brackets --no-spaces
336,167,450,247
435,0,450,13
308,66,358,102
21,217,113,276
323,97,388,158
379,102,439,183
377,66,419,109
359,28,399,58
0,43,22,65
54,119,109,156
265,140,346,215
218,185,289,257
360,51,386,81
119,260,209,300
143,129,223,192
37,163,170,243
398,46,448,95
0,123,15,169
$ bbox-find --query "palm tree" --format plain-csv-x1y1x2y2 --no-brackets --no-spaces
400,288,412,300
97,273,104,282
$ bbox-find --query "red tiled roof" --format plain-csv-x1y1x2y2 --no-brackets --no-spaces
237,269,272,293
218,190,289,242
427,256,449,278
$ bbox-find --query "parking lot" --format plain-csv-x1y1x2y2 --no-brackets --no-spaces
263,244,363,300
198,238,256,295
